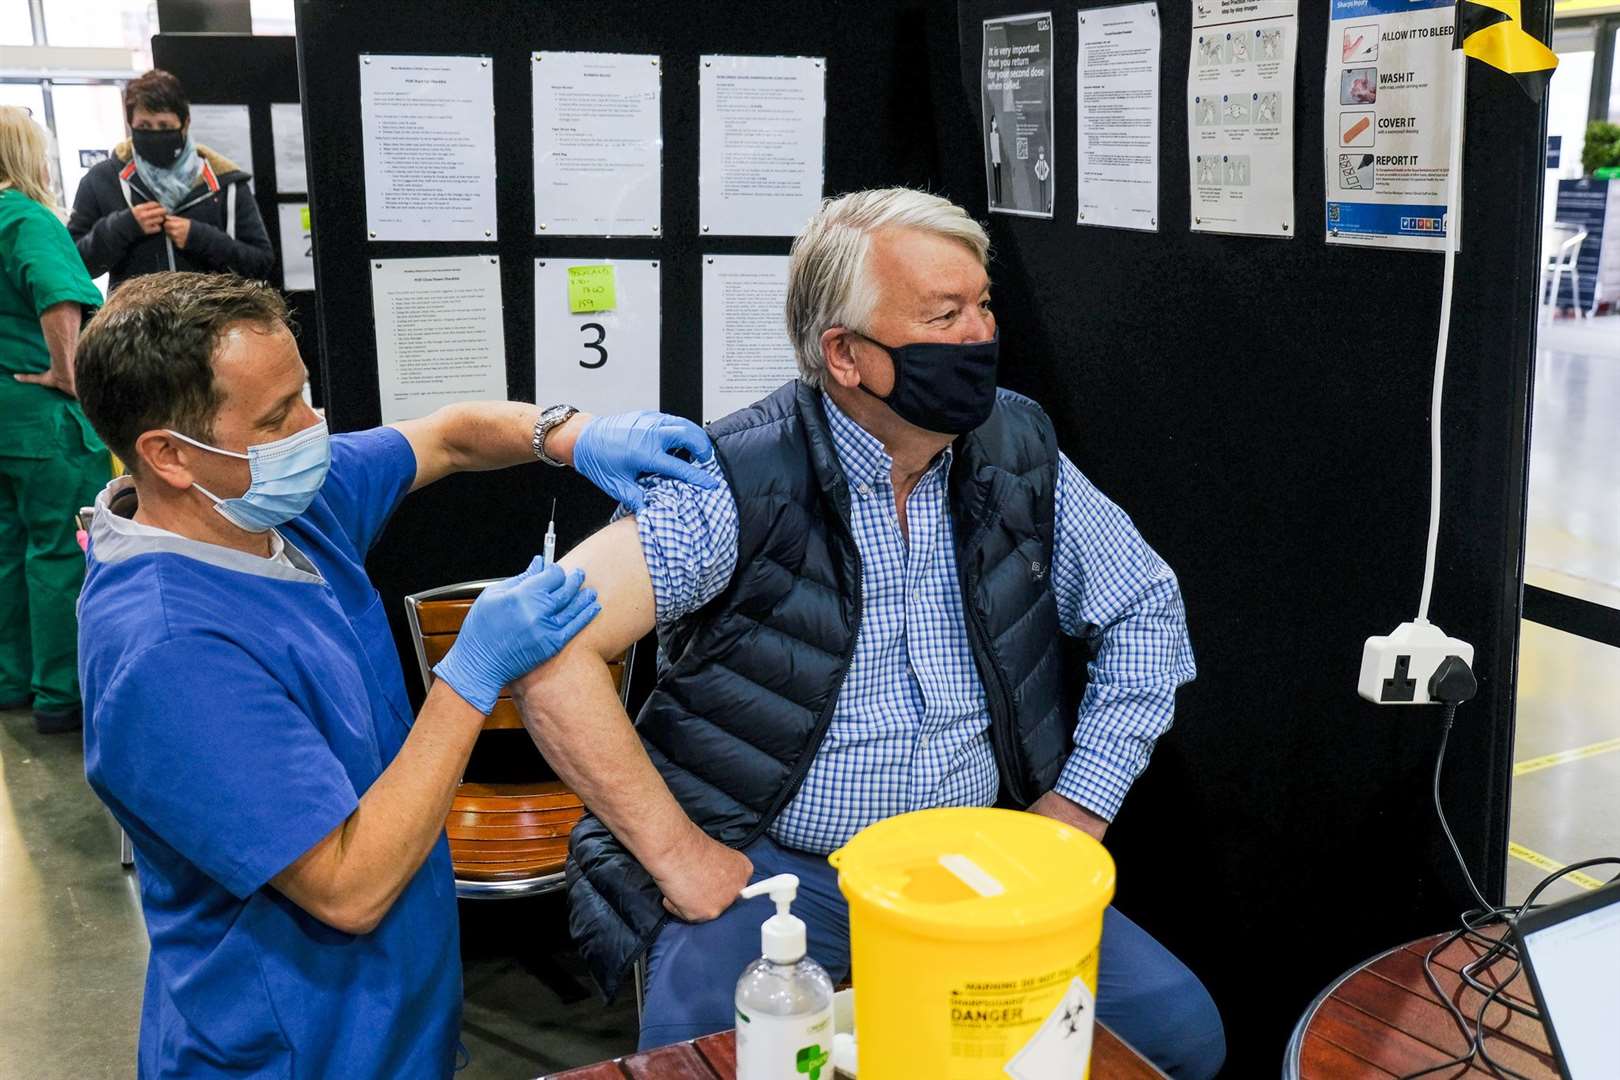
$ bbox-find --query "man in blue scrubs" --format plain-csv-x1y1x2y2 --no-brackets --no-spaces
72,272,716,1078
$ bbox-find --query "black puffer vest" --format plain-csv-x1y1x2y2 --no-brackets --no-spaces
567,381,1071,998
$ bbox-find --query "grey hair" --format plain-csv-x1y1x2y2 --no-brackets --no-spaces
785,188,989,389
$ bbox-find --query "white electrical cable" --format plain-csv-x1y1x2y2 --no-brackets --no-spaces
1417,47,1470,626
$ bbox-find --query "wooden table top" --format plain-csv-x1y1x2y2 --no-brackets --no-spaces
1289,925,1560,1078
543,1020,1166,1079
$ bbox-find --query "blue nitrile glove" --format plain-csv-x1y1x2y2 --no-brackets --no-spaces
432,558,600,714
572,410,721,511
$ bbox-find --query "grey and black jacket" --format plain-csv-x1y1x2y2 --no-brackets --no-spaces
67,139,274,292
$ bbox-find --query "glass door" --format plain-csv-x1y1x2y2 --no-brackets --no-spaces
1511,13,1620,906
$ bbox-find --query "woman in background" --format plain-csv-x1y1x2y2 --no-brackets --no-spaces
68,69,272,292
0,106,109,733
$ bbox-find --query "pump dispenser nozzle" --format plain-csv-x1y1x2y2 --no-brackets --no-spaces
739,873,806,963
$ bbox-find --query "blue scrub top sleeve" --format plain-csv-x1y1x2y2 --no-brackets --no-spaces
89,636,360,899
319,427,418,554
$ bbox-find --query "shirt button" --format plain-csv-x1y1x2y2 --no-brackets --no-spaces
856,482,871,498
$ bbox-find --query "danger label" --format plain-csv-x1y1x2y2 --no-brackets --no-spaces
946,954,1097,1080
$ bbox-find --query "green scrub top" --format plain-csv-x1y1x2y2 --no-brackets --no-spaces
0,188,106,451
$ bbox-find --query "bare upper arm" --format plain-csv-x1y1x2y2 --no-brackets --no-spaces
388,415,450,493
552,515,658,663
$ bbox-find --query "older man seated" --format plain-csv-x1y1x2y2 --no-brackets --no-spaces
517,188,1225,1078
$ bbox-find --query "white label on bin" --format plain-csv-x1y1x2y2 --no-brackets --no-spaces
939,853,1005,897
1002,977,1094,1080
947,956,1094,1080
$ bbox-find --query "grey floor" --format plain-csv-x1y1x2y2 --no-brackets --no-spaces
2,318,1615,1077
0,707,636,1079
0,712,147,1080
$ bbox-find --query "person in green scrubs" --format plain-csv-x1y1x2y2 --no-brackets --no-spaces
0,106,109,733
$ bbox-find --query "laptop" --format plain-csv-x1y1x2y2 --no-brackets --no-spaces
1511,877,1620,1079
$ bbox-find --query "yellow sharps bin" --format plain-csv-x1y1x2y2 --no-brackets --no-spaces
828,807,1115,1080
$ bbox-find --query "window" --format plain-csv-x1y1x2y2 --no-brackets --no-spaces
1548,23,1597,179
41,0,156,68
251,0,296,36
0,84,49,121
1610,25,1620,121
1,3,37,46
51,82,126,212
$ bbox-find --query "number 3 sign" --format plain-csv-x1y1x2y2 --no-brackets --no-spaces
534,259,661,415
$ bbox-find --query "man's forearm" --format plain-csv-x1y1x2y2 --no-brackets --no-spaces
514,646,701,879
437,401,590,471
398,401,594,492
272,680,485,932
510,517,702,877
507,515,751,921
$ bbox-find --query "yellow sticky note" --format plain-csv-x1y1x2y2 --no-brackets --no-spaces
568,264,616,314
299,206,311,231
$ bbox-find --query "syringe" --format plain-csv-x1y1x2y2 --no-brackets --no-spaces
543,498,557,564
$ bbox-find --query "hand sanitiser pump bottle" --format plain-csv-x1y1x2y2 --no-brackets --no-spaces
734,874,835,1080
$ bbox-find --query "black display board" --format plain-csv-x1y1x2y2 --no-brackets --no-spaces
294,1,1549,1070
936,2,1547,1070
292,0,952,716
149,32,322,404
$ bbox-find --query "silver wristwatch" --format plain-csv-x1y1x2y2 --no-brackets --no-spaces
532,404,578,467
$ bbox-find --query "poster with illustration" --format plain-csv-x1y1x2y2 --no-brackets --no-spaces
983,12,1055,218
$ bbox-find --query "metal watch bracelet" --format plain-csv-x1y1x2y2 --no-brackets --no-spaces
532,404,578,466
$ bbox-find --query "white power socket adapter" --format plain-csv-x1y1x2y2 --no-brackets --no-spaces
1358,621,1475,705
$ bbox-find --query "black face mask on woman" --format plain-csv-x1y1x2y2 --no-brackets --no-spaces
131,128,186,168
854,329,1000,435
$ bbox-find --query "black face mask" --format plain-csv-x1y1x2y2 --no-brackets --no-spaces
131,128,186,168
855,330,1000,435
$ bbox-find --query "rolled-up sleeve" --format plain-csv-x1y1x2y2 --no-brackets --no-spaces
624,455,741,626
1048,452,1196,821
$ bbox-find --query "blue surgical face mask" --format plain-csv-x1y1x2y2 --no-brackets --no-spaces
167,419,331,533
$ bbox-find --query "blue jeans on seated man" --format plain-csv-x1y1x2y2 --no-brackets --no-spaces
638,835,1226,1080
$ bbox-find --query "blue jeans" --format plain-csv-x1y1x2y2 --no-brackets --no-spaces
639,836,1226,1080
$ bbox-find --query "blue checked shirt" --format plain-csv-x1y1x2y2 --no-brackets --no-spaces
631,391,1195,855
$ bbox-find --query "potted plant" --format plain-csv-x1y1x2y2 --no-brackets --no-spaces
1583,120,1620,178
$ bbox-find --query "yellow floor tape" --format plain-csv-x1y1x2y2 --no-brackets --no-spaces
1514,736,1620,777
1508,842,1606,891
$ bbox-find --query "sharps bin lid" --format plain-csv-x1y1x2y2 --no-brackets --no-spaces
828,808,1116,942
